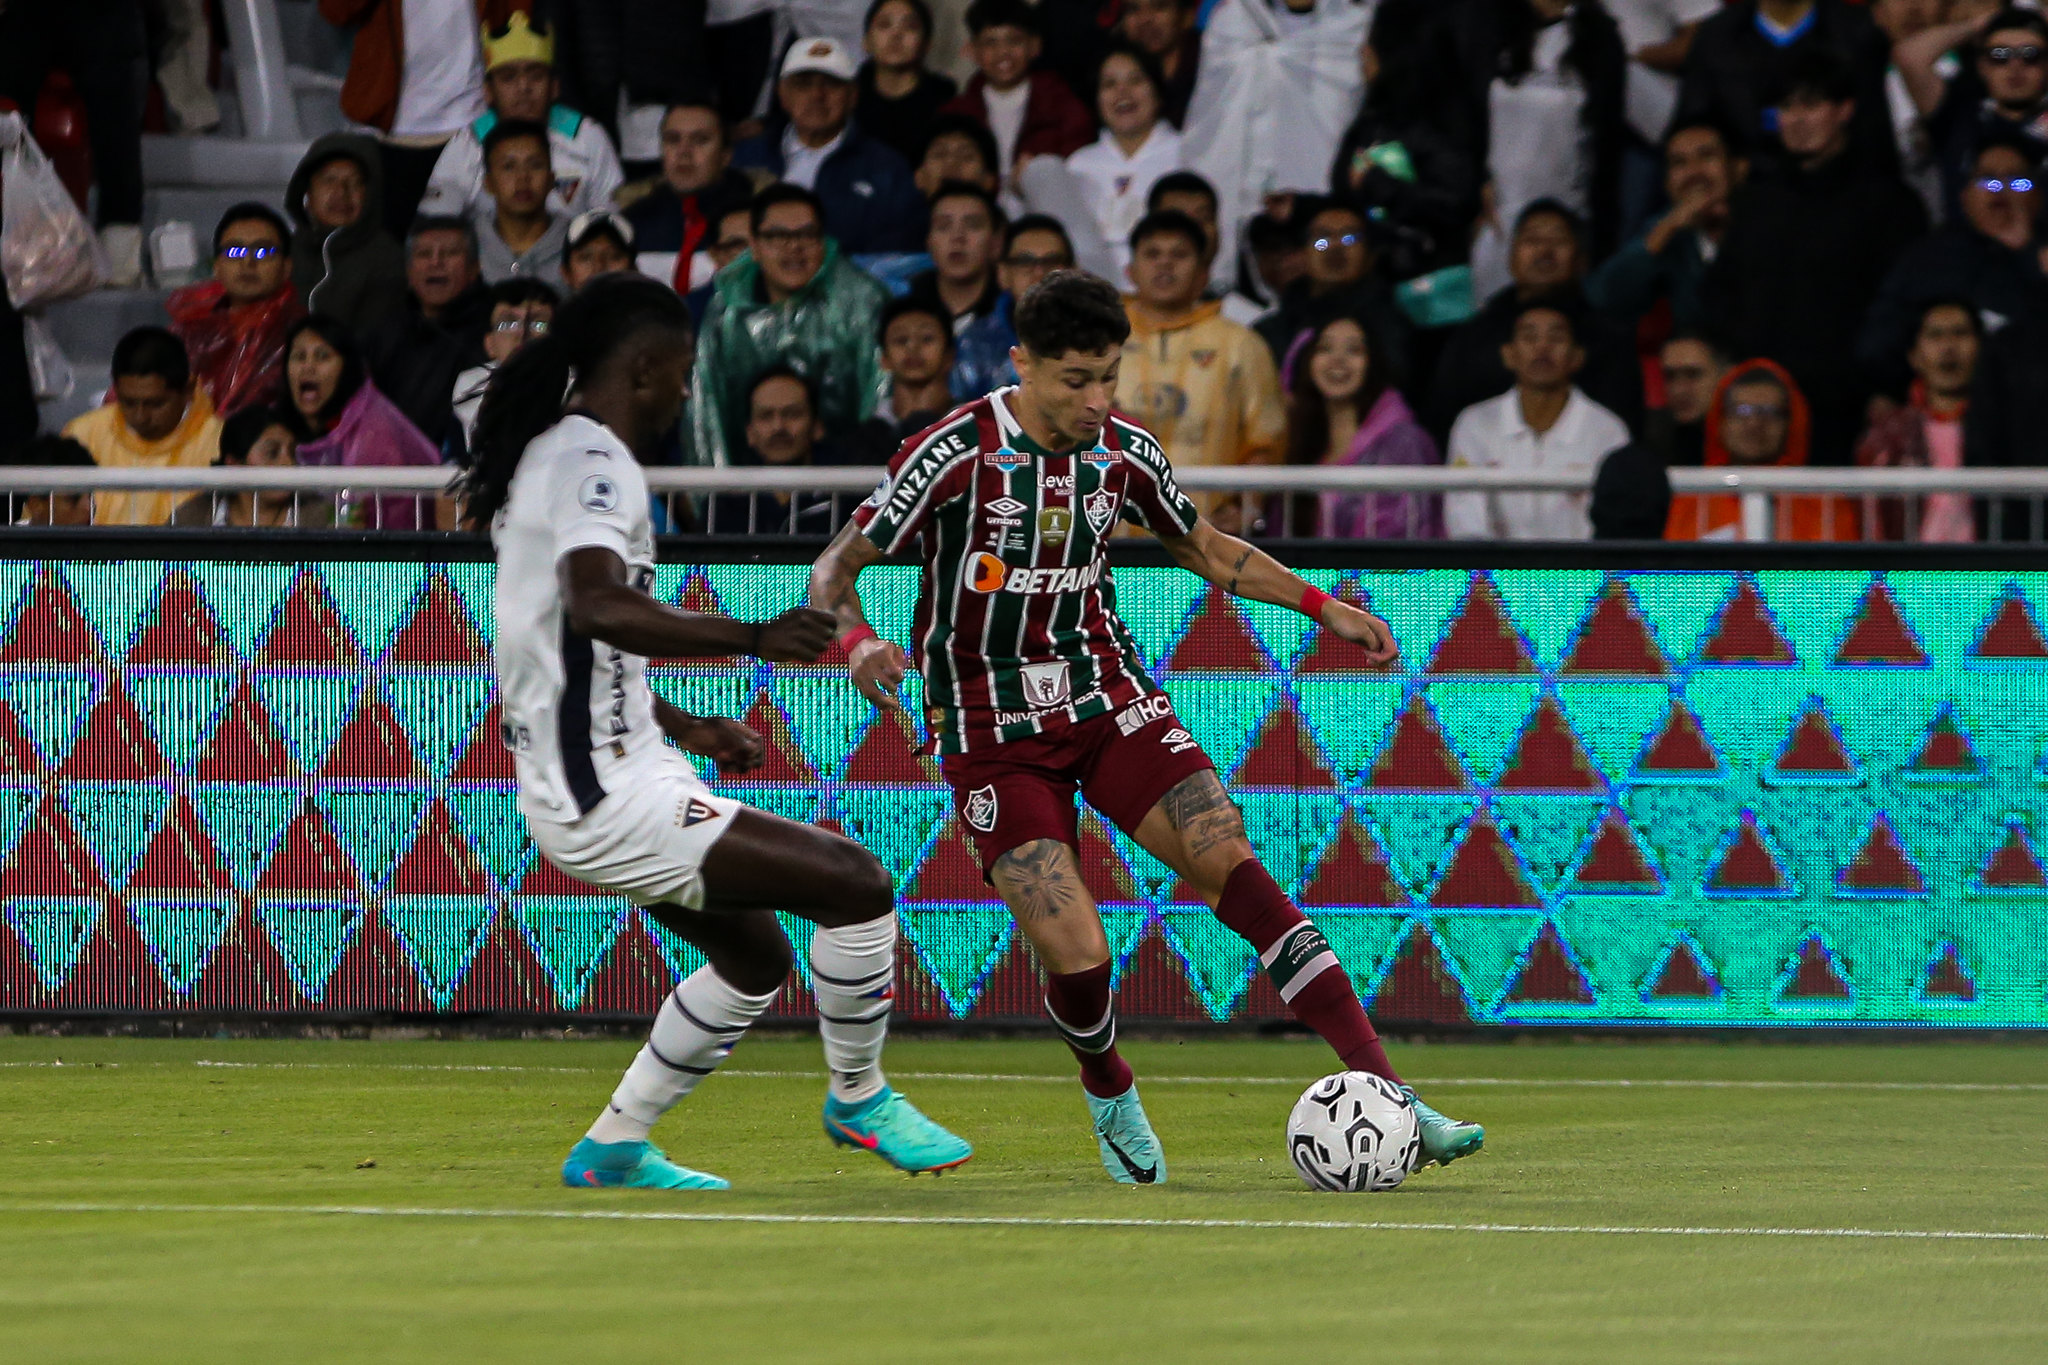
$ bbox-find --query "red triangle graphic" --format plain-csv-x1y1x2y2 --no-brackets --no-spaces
843,710,938,783
1840,815,1925,893
1981,825,2048,889
0,699,42,777
972,936,1045,1018
1497,698,1603,791
0,793,104,895
318,688,421,781
1167,590,1267,672
1921,943,1975,1000
1577,811,1660,888
1782,935,1851,999
651,575,744,667
1367,924,1471,1025
1649,939,1720,998
1430,819,1542,908
1299,579,1398,673
320,903,434,1013
1774,704,1856,776
1115,928,1211,1021
1233,705,1337,787
1908,711,1979,775
1562,582,1668,676
722,694,815,784
1835,581,1929,665
450,702,517,782
579,919,674,1016
1504,922,1594,1003
257,573,361,667
1707,814,1791,893
1076,814,1136,900
255,802,357,894
60,677,165,780
1638,702,1720,774
1368,698,1468,790
517,853,613,896
187,902,299,1011
1428,576,1534,674
1972,592,2048,659
446,909,551,1015
130,793,235,892
1302,819,1405,906
0,570,96,665
388,575,489,667
127,573,230,666
191,678,297,782
908,821,997,900
390,801,491,895
1700,580,1796,664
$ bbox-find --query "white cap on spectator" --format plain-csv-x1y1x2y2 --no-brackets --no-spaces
780,37,858,83
567,210,636,252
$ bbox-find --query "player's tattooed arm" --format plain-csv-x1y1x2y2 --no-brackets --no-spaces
1152,520,1398,664
810,523,911,710
991,840,1094,924
560,548,833,662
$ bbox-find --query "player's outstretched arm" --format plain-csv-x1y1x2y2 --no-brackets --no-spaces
653,696,766,776
809,522,909,710
1153,518,1399,665
560,547,835,663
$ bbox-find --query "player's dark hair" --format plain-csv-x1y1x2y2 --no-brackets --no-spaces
865,0,934,40
966,0,1040,38
112,327,192,390
1508,294,1582,345
1515,197,1584,243
923,114,1000,183
1663,114,1735,155
1146,170,1216,216
1014,269,1129,358
1095,40,1167,109
879,293,956,346
219,405,294,464
1128,207,1206,256
928,178,1006,228
1917,296,1986,343
1776,46,1858,107
749,181,826,234
1004,213,1074,260
461,272,695,527
405,213,480,260
212,202,292,258
279,314,368,436
483,117,552,165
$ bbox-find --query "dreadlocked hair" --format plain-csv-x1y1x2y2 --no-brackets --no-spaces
459,272,694,528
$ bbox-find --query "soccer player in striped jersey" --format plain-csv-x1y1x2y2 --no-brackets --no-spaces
811,271,1483,1184
463,274,971,1189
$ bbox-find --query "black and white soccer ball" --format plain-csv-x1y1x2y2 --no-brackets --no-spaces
1286,1071,1421,1192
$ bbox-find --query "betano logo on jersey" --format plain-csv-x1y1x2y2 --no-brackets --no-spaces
966,553,1106,595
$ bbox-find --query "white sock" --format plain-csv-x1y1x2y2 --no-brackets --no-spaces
585,966,776,1144
810,916,896,1106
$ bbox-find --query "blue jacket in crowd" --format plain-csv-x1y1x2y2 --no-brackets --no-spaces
732,120,927,255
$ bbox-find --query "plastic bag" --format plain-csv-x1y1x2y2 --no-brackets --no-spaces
22,314,74,402
0,111,109,310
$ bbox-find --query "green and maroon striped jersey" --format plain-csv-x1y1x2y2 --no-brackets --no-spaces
851,386,1201,754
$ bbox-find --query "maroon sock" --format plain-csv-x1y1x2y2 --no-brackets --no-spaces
1044,961,1135,1099
1215,860,1403,1086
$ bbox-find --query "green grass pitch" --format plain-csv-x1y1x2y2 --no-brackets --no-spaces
4,1033,2046,1363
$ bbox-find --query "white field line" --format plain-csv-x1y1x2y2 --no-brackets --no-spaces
2,1201,2045,1243
3,1060,2047,1092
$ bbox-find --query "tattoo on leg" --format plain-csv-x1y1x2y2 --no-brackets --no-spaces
992,840,1092,924
1162,772,1246,862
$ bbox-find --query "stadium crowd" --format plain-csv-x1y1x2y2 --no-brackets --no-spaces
4,0,2048,540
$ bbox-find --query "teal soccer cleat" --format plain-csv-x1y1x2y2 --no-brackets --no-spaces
824,1088,974,1174
1400,1085,1485,1167
1086,1084,1165,1185
561,1137,730,1190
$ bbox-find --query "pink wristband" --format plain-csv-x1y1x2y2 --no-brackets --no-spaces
838,624,879,653
1298,584,1335,622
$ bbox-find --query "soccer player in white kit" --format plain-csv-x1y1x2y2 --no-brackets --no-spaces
461,274,972,1188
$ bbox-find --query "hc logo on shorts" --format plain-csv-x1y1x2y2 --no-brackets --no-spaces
963,784,1000,833
1115,694,1173,736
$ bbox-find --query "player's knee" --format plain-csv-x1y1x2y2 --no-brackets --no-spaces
719,931,795,996
829,842,896,925
1186,841,1258,900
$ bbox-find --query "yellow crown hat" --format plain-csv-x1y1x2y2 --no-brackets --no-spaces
483,12,554,71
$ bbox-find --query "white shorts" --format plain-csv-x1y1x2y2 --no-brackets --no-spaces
523,750,744,910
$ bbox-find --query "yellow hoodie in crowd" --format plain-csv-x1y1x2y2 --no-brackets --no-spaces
1119,298,1285,521
64,387,223,527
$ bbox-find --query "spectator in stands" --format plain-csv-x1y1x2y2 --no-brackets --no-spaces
318,0,508,237
622,102,759,295
287,135,412,335
364,217,492,456
1252,199,1413,390
1068,45,1187,284
910,184,1006,331
734,38,929,254
1606,0,1720,232
685,207,758,328
1859,133,2048,396
281,315,443,529
1646,330,1727,467
475,120,569,284
1428,200,1643,443
708,368,844,534
452,278,559,451
1964,295,2048,535
63,327,222,527
1282,316,1441,540
562,211,640,291
1590,440,1673,538
954,214,1074,395
692,184,888,466
917,116,1004,198
171,405,331,529
860,296,959,461
10,436,95,526
1666,358,1857,540
1118,0,1201,128
1856,299,1983,541
1871,0,1950,219
858,0,960,166
1895,6,2048,218
1674,0,1895,172
1586,118,1740,333
1703,48,1930,465
1445,301,1628,541
421,13,625,220
942,0,1095,185
1119,211,1286,532
167,204,307,419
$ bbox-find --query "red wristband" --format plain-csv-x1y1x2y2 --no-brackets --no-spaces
1298,584,1335,622
838,623,879,653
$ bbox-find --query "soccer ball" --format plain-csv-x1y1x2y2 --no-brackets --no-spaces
1286,1071,1420,1192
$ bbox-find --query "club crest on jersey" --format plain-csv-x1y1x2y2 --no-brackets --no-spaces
963,784,1000,833
1037,506,1072,545
1084,486,1117,534
1020,660,1072,708
579,473,620,512
677,797,723,828
985,445,1029,466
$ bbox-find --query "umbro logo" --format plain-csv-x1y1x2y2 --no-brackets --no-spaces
987,497,1026,516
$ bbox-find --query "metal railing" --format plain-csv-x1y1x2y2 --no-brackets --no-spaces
5,464,2048,542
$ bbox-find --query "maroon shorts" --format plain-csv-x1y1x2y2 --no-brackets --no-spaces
938,695,1216,875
